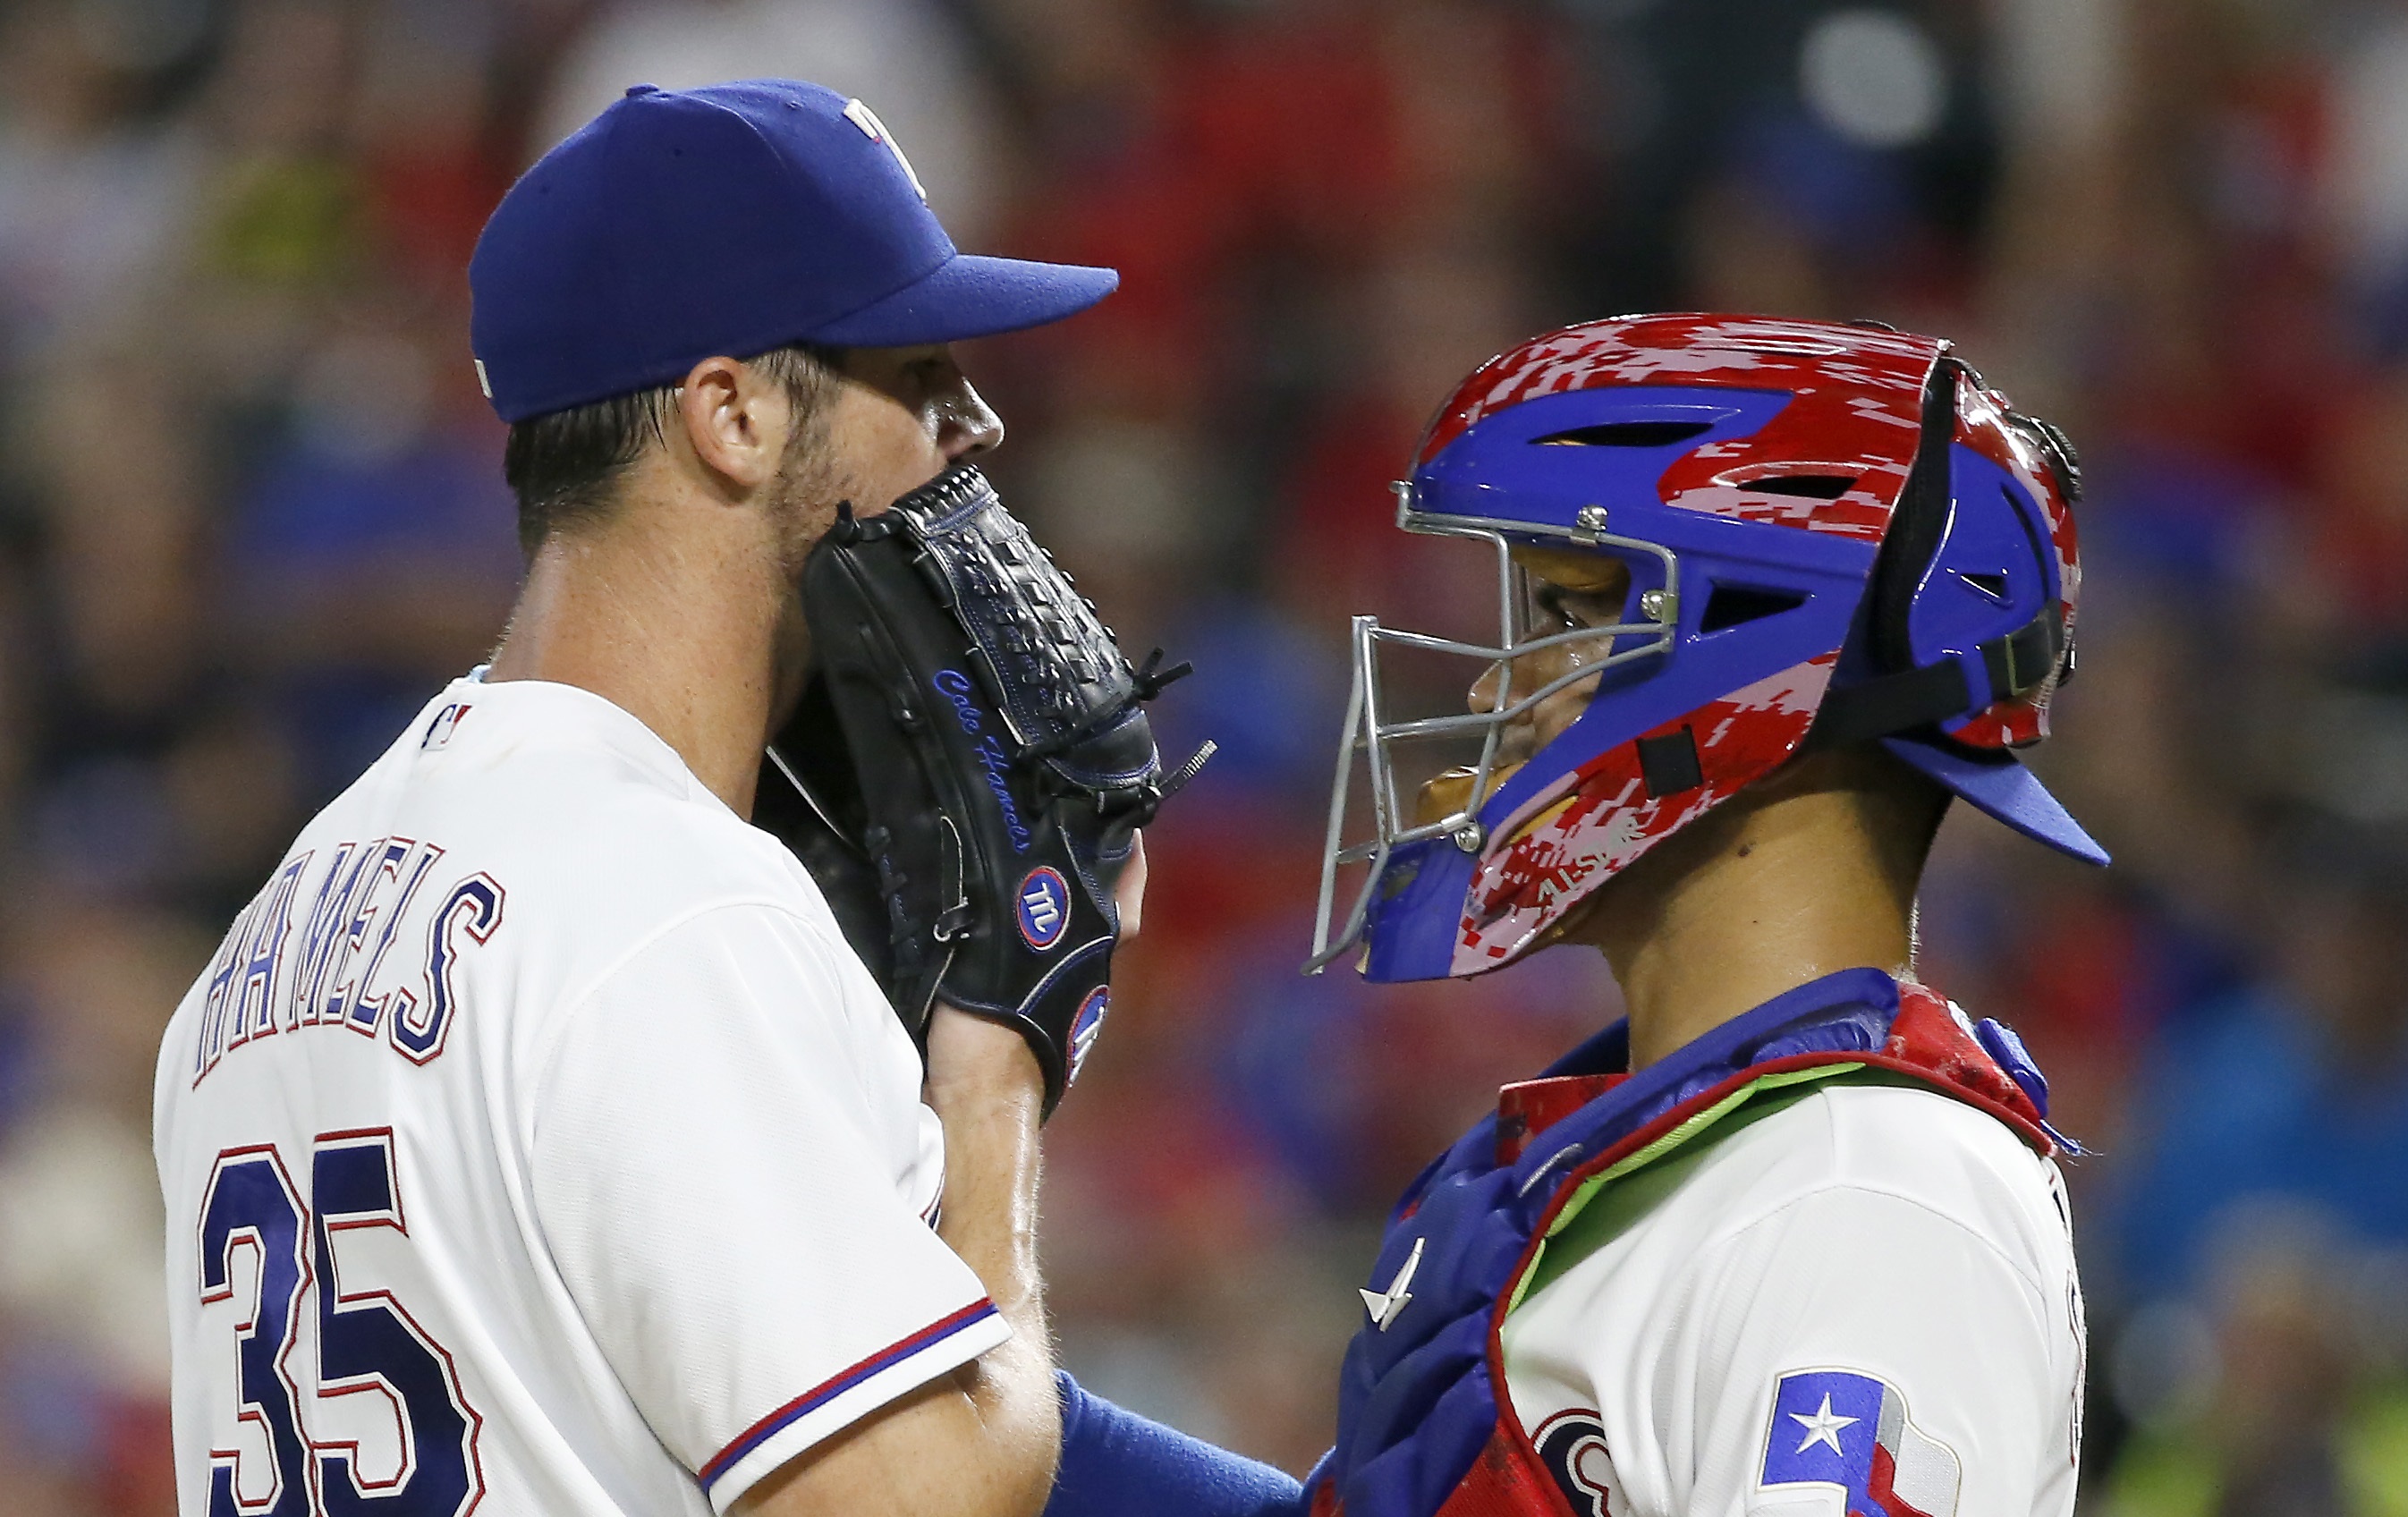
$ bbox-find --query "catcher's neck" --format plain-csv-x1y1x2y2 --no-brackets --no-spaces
1579,754,1926,1072
487,498,796,819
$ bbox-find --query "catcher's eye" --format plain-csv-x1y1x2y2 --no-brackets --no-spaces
1530,581,1621,631
1512,547,1632,637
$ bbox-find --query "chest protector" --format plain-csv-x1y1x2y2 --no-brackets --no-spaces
1304,968,2059,1517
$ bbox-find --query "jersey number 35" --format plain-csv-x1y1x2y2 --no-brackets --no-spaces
196,1130,482,1517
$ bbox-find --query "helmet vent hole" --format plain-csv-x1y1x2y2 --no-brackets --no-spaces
1700,584,1809,633
1533,420,1716,447
1960,571,2011,603
1747,474,1859,498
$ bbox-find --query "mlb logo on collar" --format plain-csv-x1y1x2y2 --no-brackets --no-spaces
1759,1369,1960,1517
422,701,473,750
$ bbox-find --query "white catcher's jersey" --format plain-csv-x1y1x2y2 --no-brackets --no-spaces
1500,1082,2086,1517
154,675,1009,1517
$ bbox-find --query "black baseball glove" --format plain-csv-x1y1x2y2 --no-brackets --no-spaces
755,463,1206,1114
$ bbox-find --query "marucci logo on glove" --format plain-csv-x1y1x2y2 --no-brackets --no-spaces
1014,868,1070,950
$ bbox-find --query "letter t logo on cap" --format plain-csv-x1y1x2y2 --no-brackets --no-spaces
843,97,928,203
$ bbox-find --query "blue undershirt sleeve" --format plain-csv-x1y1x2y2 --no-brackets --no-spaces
1042,1371,1306,1517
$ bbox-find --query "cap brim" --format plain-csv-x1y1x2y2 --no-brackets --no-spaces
811,253,1118,347
1881,734,2111,867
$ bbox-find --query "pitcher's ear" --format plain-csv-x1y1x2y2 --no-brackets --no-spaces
675,354,782,492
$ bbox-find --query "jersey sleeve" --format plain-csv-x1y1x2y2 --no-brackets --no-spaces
528,903,1009,1513
1674,1186,2081,1517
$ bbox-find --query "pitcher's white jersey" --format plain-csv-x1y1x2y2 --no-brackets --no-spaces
1499,1083,2086,1517
154,674,1007,1517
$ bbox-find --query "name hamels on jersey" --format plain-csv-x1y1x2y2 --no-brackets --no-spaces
182,682,810,1089
189,828,504,1084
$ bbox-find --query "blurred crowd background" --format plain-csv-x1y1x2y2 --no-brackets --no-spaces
2,0,2406,1512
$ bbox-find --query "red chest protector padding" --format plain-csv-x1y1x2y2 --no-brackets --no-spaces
1306,970,2055,1517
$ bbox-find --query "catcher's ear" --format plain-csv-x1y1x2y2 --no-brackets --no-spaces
675,353,788,496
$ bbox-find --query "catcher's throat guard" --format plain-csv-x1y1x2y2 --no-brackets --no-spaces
759,464,1196,1114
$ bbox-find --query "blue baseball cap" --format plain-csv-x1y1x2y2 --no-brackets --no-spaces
469,80,1119,423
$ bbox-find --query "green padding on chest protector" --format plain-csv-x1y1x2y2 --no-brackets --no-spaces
1505,1064,1904,1315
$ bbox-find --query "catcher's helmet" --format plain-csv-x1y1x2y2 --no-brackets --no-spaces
1309,314,2104,984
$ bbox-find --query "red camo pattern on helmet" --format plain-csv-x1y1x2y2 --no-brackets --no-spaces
1454,656,1838,973
1414,314,1939,547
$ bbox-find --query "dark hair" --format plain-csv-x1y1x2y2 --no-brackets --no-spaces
502,343,844,555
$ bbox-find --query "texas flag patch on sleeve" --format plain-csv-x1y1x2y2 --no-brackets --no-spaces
1758,1369,1960,1517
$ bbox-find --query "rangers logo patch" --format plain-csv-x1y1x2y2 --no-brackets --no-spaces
1014,867,1070,950
1067,987,1108,1085
1759,1369,1959,1516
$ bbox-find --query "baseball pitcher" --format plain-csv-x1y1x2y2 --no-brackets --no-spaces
153,79,1218,1517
